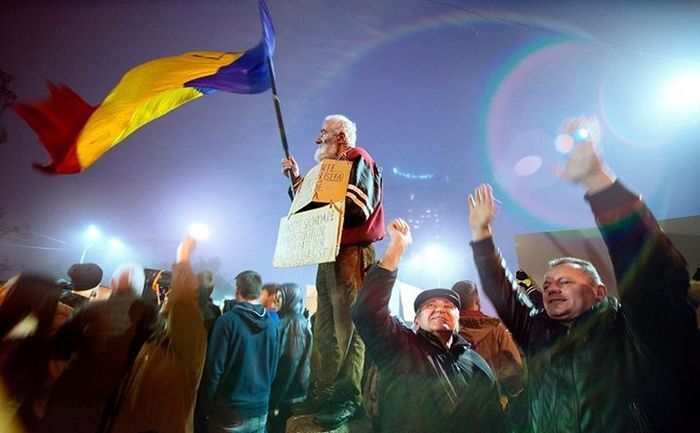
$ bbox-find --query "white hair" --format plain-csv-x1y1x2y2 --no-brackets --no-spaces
109,263,145,297
324,114,357,147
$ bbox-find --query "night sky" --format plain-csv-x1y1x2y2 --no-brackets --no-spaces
2,0,700,307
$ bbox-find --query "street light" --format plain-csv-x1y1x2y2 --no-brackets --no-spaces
80,225,103,263
108,237,123,253
188,222,210,241
423,244,446,287
79,226,124,263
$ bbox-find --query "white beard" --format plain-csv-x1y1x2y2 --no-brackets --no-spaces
314,142,339,162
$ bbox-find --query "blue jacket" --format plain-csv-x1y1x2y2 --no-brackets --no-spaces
197,302,280,420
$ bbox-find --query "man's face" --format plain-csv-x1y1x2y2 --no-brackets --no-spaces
541,264,605,325
314,120,340,162
259,289,278,310
414,297,459,335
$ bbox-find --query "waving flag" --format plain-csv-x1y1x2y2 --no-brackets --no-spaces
14,0,275,174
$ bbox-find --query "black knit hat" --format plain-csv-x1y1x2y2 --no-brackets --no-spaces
67,263,103,291
413,288,461,312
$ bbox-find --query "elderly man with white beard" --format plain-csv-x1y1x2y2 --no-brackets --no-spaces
281,114,384,429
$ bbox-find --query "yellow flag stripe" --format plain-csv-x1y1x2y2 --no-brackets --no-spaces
76,51,242,168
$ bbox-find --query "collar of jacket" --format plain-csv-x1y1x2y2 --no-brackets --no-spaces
569,296,619,328
417,328,471,355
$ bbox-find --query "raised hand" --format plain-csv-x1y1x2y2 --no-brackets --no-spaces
281,156,300,180
387,218,413,251
176,235,197,264
468,183,496,241
379,218,413,271
559,115,615,193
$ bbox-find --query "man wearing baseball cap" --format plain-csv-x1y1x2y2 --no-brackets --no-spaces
352,218,504,433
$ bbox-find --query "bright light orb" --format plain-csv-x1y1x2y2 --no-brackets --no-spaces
423,245,445,267
574,128,589,141
86,225,102,241
108,237,123,252
664,71,700,114
188,223,211,241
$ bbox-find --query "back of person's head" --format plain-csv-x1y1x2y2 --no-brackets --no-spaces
325,114,357,147
197,270,216,316
451,280,480,311
67,262,103,291
235,270,262,301
110,263,145,297
198,270,216,296
278,283,305,317
548,257,603,285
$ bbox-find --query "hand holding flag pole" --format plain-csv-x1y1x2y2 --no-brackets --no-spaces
13,0,283,176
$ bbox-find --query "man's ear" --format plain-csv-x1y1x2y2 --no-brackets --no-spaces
337,131,347,147
594,284,607,300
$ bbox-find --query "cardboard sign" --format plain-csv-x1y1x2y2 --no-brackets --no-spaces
288,160,352,216
274,159,352,268
273,202,344,268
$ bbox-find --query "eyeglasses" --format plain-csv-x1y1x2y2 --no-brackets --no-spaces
316,128,338,142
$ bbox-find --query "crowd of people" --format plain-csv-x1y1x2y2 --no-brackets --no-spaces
1,113,699,433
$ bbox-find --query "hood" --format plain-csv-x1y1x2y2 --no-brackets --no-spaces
458,310,502,346
278,283,304,317
231,302,273,331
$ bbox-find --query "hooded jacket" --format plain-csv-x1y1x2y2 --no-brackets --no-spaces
458,310,524,397
472,181,700,433
267,284,312,433
197,301,279,420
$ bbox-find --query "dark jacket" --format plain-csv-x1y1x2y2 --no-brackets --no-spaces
472,181,700,433
109,261,206,433
200,297,221,337
42,292,155,433
353,265,505,433
197,302,279,421
268,283,312,433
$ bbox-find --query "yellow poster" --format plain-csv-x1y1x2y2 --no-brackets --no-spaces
288,160,352,216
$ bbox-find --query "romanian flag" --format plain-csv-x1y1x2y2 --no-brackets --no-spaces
14,0,275,174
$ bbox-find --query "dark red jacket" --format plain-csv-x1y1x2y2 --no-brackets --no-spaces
337,146,384,246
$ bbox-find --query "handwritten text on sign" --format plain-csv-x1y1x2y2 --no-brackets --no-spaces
273,203,344,268
288,160,351,216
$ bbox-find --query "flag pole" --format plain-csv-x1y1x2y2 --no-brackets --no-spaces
267,57,295,197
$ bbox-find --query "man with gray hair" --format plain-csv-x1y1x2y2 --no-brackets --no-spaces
281,114,384,428
468,115,699,433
